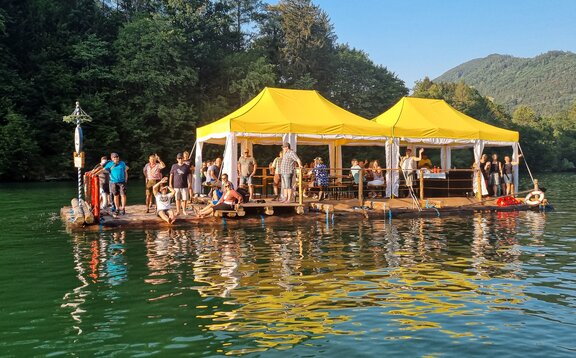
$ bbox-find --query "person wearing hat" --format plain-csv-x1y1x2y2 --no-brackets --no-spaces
152,177,176,224
278,142,302,203
169,152,192,216
310,157,329,201
103,152,129,217
237,148,257,202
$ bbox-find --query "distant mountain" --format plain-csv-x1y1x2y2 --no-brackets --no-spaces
434,51,576,115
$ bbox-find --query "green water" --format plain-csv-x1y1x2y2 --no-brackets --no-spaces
1,174,575,356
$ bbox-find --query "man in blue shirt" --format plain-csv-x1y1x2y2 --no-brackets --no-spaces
104,152,129,216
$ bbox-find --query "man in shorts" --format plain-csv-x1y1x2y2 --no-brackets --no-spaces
169,152,192,216
278,142,302,203
237,149,257,201
143,153,165,213
104,152,129,216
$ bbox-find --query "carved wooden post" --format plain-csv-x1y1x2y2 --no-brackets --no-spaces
358,168,364,207
419,169,424,200
298,167,303,205
476,169,482,200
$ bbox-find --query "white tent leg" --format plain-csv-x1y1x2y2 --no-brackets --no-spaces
441,146,452,170
222,133,238,187
282,133,297,152
385,138,400,197
194,141,203,194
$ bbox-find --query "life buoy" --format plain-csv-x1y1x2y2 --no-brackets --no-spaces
524,190,545,206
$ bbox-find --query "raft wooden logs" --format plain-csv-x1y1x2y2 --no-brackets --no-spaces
213,204,245,218
71,198,95,225
71,198,84,225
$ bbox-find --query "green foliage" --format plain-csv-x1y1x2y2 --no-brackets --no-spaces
0,0,408,181
435,51,576,116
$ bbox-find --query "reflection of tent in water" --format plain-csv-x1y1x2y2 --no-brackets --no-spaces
373,97,521,196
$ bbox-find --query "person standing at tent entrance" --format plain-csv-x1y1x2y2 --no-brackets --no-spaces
486,153,502,197
169,153,192,216
278,142,302,203
400,148,424,190
104,152,129,216
143,153,165,213
238,149,257,202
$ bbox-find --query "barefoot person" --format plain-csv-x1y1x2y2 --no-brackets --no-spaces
169,153,192,216
153,177,176,224
196,182,243,218
143,153,165,213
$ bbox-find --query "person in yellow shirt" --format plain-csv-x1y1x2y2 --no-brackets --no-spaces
418,153,432,169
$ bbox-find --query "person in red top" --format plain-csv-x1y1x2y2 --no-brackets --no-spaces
195,182,243,218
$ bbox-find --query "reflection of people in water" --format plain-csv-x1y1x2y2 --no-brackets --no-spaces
106,231,128,286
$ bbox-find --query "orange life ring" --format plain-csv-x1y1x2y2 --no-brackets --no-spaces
524,190,545,206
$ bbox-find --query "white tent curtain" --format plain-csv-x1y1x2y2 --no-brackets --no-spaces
473,140,488,196
441,146,452,170
240,139,254,155
513,142,519,194
222,133,238,187
194,141,203,194
385,138,400,197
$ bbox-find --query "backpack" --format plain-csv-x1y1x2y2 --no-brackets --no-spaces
236,187,250,203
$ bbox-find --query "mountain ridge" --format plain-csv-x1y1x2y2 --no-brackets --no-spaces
434,51,576,115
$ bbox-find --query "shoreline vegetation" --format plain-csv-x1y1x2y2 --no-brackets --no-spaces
1,0,575,182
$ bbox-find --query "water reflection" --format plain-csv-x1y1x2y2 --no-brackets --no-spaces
61,211,561,355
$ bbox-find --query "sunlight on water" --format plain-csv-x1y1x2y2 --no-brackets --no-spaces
1,174,576,356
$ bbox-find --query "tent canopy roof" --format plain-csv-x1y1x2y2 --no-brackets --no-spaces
373,97,519,143
197,87,390,142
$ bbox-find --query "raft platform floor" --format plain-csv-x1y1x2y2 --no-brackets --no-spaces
60,195,542,232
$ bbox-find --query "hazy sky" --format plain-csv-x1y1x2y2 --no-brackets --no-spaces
311,0,576,89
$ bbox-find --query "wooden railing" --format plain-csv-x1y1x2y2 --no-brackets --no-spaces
244,167,478,206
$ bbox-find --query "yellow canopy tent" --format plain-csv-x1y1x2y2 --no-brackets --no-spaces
373,97,518,142
373,97,521,195
195,87,390,192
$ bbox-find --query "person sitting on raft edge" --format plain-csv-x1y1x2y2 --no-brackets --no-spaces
153,177,176,224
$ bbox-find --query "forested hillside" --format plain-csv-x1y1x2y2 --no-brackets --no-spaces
413,79,576,172
0,0,407,181
435,51,576,115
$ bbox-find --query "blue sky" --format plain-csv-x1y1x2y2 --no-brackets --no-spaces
310,0,576,88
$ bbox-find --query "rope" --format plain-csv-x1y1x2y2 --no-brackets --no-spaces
518,143,535,184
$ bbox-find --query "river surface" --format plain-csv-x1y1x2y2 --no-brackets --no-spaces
0,173,575,357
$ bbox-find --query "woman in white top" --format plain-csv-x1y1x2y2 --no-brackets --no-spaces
367,160,385,198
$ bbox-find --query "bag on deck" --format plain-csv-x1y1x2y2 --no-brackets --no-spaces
236,187,250,203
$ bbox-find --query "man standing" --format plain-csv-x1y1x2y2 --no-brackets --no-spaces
278,142,302,203
400,148,424,189
143,153,165,213
104,152,129,217
169,153,192,216
237,149,257,201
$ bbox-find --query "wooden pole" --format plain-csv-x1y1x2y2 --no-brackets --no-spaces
476,169,482,200
358,168,364,207
298,167,303,205
419,169,424,200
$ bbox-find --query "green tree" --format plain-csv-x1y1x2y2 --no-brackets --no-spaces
329,44,407,118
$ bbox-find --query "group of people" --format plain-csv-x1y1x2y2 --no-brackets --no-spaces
477,153,522,196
